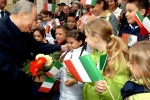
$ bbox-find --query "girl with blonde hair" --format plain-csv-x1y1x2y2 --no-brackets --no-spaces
83,18,130,100
121,40,150,100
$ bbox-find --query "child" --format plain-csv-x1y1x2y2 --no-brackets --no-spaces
119,0,149,47
83,18,130,100
67,12,77,30
40,9,60,44
32,27,48,43
54,29,88,100
121,40,150,100
107,0,123,19
36,18,42,28
54,25,68,45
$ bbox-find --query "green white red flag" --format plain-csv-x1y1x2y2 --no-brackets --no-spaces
134,11,148,37
143,15,150,32
99,54,108,71
45,60,63,77
64,54,103,82
76,9,81,17
80,0,97,5
38,77,56,93
44,3,56,12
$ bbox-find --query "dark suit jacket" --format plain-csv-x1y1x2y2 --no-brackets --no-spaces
0,16,61,100
5,9,11,16
0,9,10,18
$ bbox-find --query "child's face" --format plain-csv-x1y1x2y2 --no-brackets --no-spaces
85,31,96,50
36,20,42,27
55,28,66,43
93,3,103,16
66,37,82,51
63,6,70,14
67,17,77,29
41,13,52,23
107,0,117,10
72,4,80,12
127,57,141,79
125,3,139,24
33,30,44,42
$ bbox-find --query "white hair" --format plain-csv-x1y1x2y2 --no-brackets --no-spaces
11,0,36,15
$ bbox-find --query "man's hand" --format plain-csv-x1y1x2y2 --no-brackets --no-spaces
61,44,69,51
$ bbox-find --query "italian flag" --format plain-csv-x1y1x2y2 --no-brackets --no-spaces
64,54,103,82
143,15,150,32
45,60,63,77
76,9,81,17
134,11,148,37
44,3,56,12
122,33,137,46
99,54,108,71
80,0,97,5
38,77,56,93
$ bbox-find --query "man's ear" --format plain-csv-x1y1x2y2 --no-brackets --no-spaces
140,9,146,16
17,11,25,21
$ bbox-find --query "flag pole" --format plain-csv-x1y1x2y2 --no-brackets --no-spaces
104,81,115,100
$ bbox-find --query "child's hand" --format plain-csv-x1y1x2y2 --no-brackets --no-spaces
51,19,57,30
95,80,107,93
65,78,77,87
66,67,71,74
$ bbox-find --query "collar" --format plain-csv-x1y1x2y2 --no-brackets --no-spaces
129,24,139,29
0,9,5,12
1,16,21,37
91,49,107,56
72,46,84,52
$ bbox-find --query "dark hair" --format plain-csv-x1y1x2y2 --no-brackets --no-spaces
40,9,53,17
56,25,69,35
97,0,108,10
33,27,46,38
67,12,76,18
59,29,86,62
127,0,149,16
67,29,86,46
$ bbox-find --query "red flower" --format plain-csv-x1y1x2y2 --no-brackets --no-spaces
29,57,47,76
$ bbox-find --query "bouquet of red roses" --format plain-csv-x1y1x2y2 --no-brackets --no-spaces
20,52,60,78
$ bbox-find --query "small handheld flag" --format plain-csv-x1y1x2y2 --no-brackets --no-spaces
64,54,103,82
44,3,56,12
99,54,108,71
45,60,63,77
143,15,150,32
80,0,97,6
45,25,50,34
38,77,56,93
134,11,148,37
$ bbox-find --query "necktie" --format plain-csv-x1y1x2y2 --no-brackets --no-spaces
1,11,4,18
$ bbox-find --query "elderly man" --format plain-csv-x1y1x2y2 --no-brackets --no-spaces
0,1,67,100
0,0,10,18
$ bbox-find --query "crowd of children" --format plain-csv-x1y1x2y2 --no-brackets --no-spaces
30,0,150,100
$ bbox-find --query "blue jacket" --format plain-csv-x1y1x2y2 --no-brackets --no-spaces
0,16,61,99
119,24,149,41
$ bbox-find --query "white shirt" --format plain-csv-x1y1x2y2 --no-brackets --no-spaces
54,46,88,100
